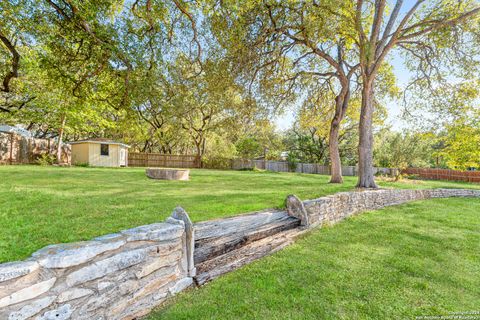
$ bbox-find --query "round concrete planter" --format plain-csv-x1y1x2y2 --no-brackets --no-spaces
145,168,190,181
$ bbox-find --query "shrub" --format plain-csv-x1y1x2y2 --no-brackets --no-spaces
237,166,265,172
286,152,299,172
202,157,232,169
405,174,420,180
75,162,90,167
238,167,254,171
35,153,56,166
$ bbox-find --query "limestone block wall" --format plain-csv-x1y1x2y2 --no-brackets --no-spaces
0,211,195,320
288,188,480,228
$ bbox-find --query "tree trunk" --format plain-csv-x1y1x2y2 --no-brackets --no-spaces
56,114,66,165
329,117,343,183
357,79,377,188
329,88,350,184
142,140,150,152
194,140,203,168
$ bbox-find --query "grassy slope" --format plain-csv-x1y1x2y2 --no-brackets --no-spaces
150,198,480,320
1,165,479,262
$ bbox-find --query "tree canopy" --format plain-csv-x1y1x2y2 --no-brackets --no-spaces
1,0,479,179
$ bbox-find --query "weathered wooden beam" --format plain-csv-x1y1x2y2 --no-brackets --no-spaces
195,209,299,241
195,228,305,285
194,210,300,264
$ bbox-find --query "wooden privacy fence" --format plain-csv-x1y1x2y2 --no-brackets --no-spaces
403,167,480,183
0,132,70,165
231,159,397,177
128,152,200,168
127,154,398,177
232,159,334,174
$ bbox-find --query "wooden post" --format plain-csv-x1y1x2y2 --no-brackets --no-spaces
9,132,14,164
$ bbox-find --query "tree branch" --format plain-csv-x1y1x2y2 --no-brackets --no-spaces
172,0,202,63
0,30,20,92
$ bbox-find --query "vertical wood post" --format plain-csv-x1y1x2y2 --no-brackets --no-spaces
9,132,14,164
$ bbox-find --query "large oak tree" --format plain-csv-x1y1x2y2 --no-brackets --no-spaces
352,0,480,187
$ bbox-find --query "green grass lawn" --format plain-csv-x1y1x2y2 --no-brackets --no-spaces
1,165,479,263
149,198,480,320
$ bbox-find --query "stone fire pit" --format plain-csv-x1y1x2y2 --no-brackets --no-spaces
146,168,190,181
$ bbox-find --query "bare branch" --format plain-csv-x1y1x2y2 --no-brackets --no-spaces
0,30,20,92
370,0,387,44
172,0,202,63
399,6,480,41
377,0,404,57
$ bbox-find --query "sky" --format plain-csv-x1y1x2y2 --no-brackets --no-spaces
274,0,424,132
274,52,414,132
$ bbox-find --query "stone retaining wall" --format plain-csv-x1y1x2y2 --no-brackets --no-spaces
1,188,479,319
287,188,480,228
0,211,195,320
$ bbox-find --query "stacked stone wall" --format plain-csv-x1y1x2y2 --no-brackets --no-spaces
0,213,194,320
294,188,480,228
1,189,479,319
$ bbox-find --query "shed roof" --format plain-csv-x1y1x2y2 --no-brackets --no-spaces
68,138,130,148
